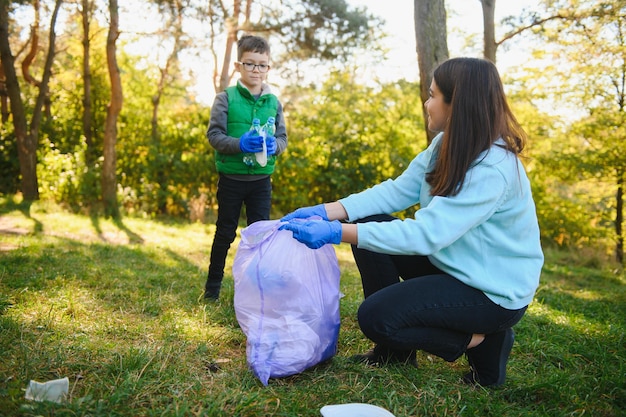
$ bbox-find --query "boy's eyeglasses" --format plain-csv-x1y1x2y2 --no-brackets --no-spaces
238,62,270,73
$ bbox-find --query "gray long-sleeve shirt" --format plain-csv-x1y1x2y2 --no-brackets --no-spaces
207,85,288,156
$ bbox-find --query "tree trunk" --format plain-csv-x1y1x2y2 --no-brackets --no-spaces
617,167,624,264
217,0,241,92
414,0,448,144
151,0,185,215
480,0,497,62
102,0,122,217
0,65,7,123
21,0,41,88
30,0,61,146
22,0,53,120
81,0,94,163
0,1,38,200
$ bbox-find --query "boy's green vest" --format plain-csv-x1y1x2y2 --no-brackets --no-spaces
214,84,279,175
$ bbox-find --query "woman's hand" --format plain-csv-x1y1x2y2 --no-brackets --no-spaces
281,204,328,221
279,219,342,249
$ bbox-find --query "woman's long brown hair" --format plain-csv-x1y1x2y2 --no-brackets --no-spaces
426,58,527,197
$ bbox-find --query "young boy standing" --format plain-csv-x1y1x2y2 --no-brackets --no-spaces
204,35,288,300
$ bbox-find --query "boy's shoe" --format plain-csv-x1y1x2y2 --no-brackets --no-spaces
351,345,418,369
462,328,515,387
203,282,221,301
203,289,219,301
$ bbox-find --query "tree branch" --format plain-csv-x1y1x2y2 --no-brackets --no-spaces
497,13,571,47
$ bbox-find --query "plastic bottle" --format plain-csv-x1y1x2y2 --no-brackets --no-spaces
255,117,275,167
252,118,267,167
263,116,276,137
243,119,261,167
251,118,261,132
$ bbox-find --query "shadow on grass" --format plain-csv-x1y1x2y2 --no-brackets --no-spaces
509,310,626,414
89,212,145,244
0,234,202,305
0,229,242,414
0,196,43,234
537,264,626,326
0,197,146,245
1,208,624,416
508,266,626,415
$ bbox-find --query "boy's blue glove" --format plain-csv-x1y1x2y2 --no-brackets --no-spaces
266,136,277,156
239,131,264,153
281,204,328,221
279,220,342,249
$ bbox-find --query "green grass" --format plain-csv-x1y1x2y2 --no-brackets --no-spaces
0,198,624,416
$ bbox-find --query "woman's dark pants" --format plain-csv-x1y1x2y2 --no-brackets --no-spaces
352,215,526,362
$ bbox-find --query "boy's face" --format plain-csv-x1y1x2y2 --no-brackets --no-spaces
235,51,270,92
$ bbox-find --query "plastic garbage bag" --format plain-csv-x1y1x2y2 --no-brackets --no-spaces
233,219,341,385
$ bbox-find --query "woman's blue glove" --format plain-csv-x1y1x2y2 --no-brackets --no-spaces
281,204,328,221
239,131,264,153
279,220,342,249
266,136,277,156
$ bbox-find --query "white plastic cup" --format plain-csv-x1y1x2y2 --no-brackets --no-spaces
320,403,396,417
25,377,69,403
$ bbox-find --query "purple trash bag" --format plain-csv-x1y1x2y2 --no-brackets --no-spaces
233,219,341,385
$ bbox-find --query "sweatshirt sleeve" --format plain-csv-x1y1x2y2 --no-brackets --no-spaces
339,133,440,220
273,101,288,155
207,92,241,154
355,157,509,255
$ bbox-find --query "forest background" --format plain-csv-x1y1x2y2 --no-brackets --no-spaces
0,0,624,265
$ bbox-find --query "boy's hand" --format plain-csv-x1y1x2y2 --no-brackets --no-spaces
266,136,277,156
279,220,342,249
239,131,264,153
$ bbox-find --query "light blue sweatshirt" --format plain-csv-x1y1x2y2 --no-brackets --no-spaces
339,133,544,310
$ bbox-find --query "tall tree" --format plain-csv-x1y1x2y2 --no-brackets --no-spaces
206,0,381,92
0,64,7,122
81,0,95,163
524,0,625,263
566,0,625,264
413,0,448,144
0,0,62,201
102,0,122,217
149,0,188,214
480,0,584,64
480,0,496,62
493,2,583,63
151,0,186,143
0,2,31,198
21,0,40,87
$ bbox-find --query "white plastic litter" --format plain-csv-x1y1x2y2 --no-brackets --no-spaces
320,403,396,417
24,377,69,403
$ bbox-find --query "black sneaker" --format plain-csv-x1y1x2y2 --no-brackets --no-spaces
463,328,515,387
351,345,418,368
203,282,221,301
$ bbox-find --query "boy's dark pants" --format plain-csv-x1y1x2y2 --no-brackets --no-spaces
205,175,271,298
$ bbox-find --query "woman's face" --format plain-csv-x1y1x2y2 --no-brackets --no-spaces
424,79,451,132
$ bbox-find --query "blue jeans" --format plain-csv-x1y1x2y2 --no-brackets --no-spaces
352,215,527,362
206,175,271,289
